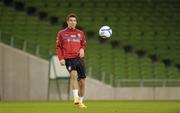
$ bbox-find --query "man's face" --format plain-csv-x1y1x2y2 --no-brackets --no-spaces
67,17,77,29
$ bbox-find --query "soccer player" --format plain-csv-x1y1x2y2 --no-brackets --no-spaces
56,13,87,108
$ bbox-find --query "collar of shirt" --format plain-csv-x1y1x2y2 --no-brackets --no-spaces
67,27,76,31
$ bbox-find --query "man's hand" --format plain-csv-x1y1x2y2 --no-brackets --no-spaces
60,59,65,65
79,48,84,58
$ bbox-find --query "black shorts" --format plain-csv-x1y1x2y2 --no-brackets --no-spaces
65,58,86,80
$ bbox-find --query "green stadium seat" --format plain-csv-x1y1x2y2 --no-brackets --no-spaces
1,0,180,86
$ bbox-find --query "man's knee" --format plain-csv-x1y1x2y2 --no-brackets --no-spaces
71,70,78,79
79,79,85,86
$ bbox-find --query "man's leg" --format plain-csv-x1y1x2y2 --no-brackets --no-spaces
76,59,87,108
70,70,79,104
78,78,85,103
78,78,87,108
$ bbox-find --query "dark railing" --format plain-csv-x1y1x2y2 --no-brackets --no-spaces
0,31,51,60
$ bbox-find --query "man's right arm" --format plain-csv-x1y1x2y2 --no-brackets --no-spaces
56,32,65,65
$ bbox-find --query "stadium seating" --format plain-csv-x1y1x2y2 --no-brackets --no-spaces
0,0,180,86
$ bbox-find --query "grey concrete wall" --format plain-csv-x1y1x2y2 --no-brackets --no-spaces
85,78,114,99
0,43,48,100
4,45,29,100
0,43,180,100
0,44,3,100
114,87,180,100
29,55,49,100
114,87,155,100
85,79,180,100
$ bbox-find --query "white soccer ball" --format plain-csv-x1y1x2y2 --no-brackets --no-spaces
99,26,112,38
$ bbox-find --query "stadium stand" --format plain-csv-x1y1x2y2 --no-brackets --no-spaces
0,0,180,86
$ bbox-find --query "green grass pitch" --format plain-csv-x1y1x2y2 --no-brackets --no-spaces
0,100,180,113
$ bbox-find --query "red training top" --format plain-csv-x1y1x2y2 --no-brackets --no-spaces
56,27,86,60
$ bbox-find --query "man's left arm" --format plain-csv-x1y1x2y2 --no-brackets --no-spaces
79,32,86,58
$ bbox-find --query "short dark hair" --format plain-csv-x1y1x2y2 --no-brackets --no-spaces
67,13,77,20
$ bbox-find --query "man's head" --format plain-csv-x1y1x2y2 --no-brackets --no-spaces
67,13,77,29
